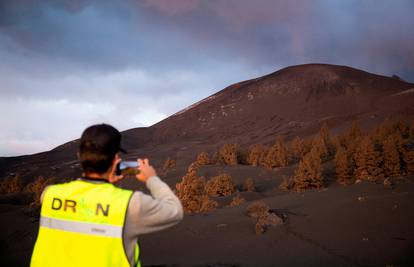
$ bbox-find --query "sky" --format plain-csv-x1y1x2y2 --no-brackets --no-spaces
1,0,413,156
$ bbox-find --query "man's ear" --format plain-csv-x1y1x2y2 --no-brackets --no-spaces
111,153,121,167
108,153,121,178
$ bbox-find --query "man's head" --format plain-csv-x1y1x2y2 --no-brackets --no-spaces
79,124,126,175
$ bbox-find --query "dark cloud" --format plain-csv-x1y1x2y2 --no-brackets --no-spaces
134,0,414,80
1,0,413,80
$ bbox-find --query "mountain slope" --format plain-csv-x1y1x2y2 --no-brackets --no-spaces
1,63,413,181
150,63,414,144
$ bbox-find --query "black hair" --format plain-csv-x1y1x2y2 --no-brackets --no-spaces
79,151,115,174
78,124,124,175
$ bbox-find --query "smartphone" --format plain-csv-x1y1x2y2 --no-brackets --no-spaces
116,161,140,176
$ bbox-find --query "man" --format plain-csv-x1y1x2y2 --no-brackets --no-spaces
31,124,183,267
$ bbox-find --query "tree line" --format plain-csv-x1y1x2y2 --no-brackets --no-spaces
173,119,414,203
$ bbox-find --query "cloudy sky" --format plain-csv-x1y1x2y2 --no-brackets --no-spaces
1,0,413,156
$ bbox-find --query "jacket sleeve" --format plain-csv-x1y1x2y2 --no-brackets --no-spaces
124,176,184,236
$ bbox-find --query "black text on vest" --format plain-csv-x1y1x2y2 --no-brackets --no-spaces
51,197,110,216
96,203,110,216
51,198,77,213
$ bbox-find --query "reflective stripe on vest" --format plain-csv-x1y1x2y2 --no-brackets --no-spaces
30,180,140,267
40,216,123,238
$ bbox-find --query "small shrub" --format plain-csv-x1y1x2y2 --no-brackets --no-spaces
255,213,283,234
0,175,23,194
255,222,265,235
162,157,176,173
383,177,393,189
205,173,235,197
210,151,220,165
259,213,283,226
228,194,246,207
187,162,200,174
278,177,292,191
243,178,255,192
175,168,217,214
246,201,269,218
25,176,53,207
199,195,219,212
246,201,283,235
195,152,210,165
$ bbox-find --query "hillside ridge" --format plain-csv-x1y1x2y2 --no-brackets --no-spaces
1,63,414,181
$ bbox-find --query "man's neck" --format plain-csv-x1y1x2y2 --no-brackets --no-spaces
83,172,110,180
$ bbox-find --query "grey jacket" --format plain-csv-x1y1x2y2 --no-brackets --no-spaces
41,176,184,266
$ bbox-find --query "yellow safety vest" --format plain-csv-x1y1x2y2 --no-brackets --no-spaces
30,179,140,267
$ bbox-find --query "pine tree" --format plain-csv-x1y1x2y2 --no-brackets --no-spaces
302,138,312,156
342,121,363,162
247,144,266,166
219,143,240,165
263,138,288,169
403,149,414,174
394,119,409,138
292,148,323,192
290,136,304,162
275,138,288,167
335,146,352,185
391,131,405,171
348,120,362,140
410,121,414,140
402,142,414,174
319,123,330,144
371,121,392,146
311,135,329,162
344,135,361,164
319,122,334,156
354,137,384,181
331,135,345,155
382,135,401,177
